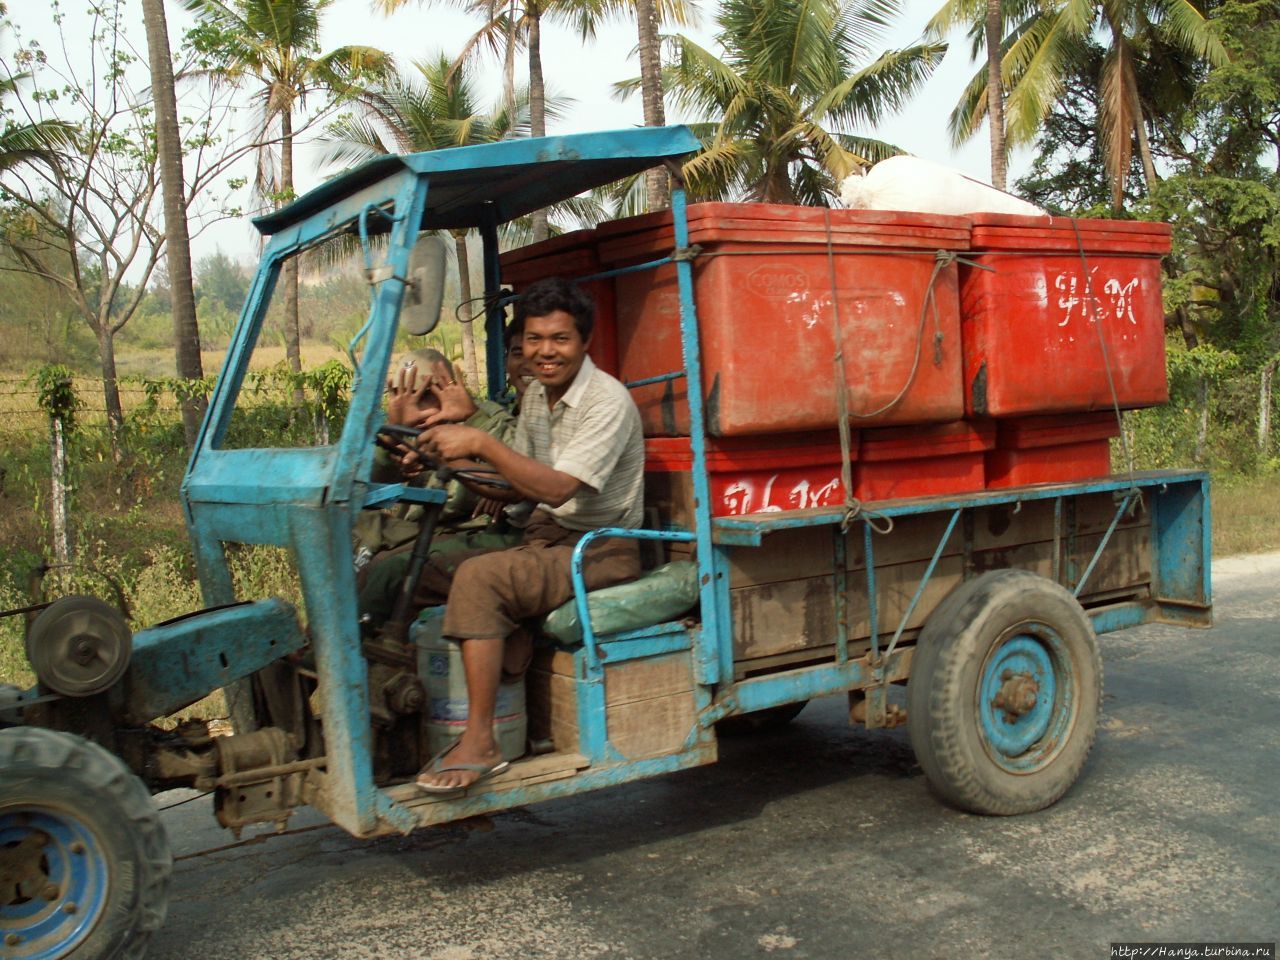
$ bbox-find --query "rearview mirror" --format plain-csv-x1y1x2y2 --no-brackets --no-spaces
401,234,448,335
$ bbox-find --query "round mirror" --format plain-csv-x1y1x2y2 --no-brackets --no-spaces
401,233,448,335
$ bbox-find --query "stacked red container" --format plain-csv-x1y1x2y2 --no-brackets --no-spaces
595,203,971,437
645,433,852,519
855,420,995,501
960,215,1172,417
495,207,1171,512
986,413,1120,489
499,228,620,375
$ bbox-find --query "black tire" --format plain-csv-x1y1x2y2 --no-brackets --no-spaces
716,700,808,736
0,728,172,959
907,570,1102,816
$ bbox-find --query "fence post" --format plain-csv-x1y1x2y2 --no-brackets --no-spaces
1260,358,1278,455
33,365,81,566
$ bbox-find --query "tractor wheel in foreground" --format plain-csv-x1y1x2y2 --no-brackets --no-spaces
907,570,1102,816
716,700,808,736
0,728,172,960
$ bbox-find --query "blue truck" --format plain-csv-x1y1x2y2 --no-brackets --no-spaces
0,126,1211,960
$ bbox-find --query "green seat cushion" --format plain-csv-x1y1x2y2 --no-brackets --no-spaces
539,561,699,647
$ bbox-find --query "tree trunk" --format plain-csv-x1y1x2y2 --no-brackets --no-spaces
97,324,125,457
984,0,1006,191
1131,85,1158,195
528,7,549,241
281,110,303,392
453,230,480,387
1194,376,1209,464
50,415,70,565
503,0,517,117
142,0,205,451
636,0,670,210
1260,358,1278,455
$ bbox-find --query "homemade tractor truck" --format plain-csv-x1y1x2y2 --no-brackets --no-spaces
0,127,1212,959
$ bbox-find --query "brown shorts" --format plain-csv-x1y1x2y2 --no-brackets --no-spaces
437,511,641,640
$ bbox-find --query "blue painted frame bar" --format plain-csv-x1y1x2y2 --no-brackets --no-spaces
667,185,732,689
624,371,687,389
712,470,1208,545
568,527,697,679
1072,491,1136,597
883,508,962,660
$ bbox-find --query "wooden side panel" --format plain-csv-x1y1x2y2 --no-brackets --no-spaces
527,650,696,761
729,522,1153,671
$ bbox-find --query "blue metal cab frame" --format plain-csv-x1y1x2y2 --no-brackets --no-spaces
182,126,1211,839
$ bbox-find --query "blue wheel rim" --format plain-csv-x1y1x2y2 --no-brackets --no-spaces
0,807,110,959
977,624,1075,774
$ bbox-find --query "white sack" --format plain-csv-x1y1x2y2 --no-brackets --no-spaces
839,155,1046,217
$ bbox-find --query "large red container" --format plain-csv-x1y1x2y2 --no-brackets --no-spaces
985,412,1118,488
499,228,619,375
960,215,1172,417
645,433,852,517
595,203,971,437
855,420,994,501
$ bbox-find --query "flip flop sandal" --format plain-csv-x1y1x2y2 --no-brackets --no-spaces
415,742,511,795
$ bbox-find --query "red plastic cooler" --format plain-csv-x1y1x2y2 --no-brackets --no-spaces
499,228,619,375
854,420,994,501
645,433,852,517
960,215,1172,417
985,412,1118,488
596,204,971,437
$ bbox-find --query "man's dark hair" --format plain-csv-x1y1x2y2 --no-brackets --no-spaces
505,316,523,347
514,277,594,341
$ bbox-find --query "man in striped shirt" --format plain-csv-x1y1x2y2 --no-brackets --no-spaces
415,278,644,793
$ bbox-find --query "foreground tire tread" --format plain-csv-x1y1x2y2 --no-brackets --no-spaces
0,727,172,959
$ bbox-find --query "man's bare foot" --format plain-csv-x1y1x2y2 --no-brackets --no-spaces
416,737,508,794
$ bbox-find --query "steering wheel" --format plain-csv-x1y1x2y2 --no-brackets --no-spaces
375,422,513,490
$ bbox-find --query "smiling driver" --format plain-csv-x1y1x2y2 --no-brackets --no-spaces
412,277,645,794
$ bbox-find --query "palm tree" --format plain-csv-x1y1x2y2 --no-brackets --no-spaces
375,0,694,228
320,55,573,383
943,0,1228,210
0,74,76,175
926,0,1022,189
142,0,205,449
659,0,946,204
182,0,392,378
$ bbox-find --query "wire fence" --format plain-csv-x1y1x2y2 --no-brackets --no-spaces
0,370,349,443
0,377,160,435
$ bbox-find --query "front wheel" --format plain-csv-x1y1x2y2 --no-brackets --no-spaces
907,570,1102,816
1,728,172,959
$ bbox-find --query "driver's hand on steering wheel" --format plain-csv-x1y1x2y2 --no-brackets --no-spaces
421,423,486,462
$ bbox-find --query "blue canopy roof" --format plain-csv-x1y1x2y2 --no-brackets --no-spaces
253,126,701,236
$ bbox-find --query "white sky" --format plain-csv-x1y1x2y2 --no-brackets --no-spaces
10,0,1029,263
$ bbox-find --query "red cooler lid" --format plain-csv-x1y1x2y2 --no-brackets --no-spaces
969,215,1172,255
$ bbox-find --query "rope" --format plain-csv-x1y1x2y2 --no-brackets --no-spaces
1069,218,1140,499
840,248,962,422
820,210,895,537
822,208,862,532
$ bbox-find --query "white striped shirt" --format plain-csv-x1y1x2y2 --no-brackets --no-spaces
514,355,644,530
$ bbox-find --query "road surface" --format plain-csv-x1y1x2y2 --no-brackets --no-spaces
149,553,1280,960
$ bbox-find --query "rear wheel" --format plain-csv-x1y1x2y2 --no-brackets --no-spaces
0,728,172,959
907,570,1101,815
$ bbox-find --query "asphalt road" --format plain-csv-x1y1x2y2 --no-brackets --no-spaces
148,554,1280,960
